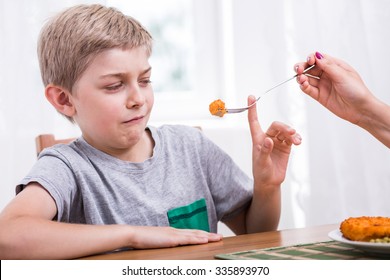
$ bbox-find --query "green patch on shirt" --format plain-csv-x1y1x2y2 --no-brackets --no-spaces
167,198,210,232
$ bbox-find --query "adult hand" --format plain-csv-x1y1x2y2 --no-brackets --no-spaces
295,52,374,125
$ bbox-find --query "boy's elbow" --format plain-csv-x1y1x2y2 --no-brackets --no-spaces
0,219,29,259
0,225,14,259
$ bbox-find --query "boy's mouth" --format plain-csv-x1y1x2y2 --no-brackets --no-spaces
124,115,144,123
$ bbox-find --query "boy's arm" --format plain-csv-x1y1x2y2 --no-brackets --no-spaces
225,96,301,235
0,183,222,259
224,185,281,235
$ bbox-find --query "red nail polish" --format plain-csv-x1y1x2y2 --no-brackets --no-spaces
315,52,324,59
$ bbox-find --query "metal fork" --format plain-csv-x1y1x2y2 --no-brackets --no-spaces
226,64,316,114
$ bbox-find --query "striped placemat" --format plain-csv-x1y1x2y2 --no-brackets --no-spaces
215,241,387,260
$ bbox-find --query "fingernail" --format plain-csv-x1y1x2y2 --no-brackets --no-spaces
306,56,311,62
315,52,324,59
263,140,270,149
294,65,299,73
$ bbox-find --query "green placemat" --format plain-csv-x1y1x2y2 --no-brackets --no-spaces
215,241,386,260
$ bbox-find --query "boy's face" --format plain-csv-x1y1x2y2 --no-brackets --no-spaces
70,46,154,157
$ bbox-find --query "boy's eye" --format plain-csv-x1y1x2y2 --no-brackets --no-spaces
139,79,152,87
105,82,123,91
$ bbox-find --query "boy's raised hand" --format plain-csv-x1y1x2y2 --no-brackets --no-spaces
247,95,302,186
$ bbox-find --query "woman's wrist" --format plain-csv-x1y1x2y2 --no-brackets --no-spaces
358,96,390,147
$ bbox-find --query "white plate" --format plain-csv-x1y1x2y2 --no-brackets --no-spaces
328,229,390,256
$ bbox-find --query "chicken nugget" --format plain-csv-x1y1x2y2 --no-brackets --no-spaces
340,216,390,242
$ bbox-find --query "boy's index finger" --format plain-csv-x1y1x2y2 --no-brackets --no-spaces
247,95,264,143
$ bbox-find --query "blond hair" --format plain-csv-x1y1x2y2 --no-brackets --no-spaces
38,4,152,120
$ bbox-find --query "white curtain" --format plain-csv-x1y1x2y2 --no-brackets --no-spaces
0,0,100,211
1,0,389,232
227,0,390,229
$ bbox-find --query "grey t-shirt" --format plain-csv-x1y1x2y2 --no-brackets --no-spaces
17,125,253,233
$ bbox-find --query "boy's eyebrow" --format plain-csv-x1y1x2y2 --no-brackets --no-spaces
141,67,152,75
99,67,152,79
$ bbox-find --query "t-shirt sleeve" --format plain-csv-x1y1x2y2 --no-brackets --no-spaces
16,148,77,222
197,129,253,222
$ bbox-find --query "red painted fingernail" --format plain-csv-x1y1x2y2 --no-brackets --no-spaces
315,52,324,59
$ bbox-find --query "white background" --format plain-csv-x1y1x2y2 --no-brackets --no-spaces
2,260,389,279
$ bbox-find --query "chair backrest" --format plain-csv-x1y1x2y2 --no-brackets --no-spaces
35,134,76,156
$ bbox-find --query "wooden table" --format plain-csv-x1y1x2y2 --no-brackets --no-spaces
80,224,337,260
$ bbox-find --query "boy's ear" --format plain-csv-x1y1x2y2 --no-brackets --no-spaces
45,85,76,118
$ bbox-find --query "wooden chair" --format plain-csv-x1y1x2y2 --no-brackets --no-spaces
35,134,76,156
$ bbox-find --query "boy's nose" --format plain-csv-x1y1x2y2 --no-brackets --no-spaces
126,86,145,109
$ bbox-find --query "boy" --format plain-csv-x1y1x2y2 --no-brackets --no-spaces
0,4,301,259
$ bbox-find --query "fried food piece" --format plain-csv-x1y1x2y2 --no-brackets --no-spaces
340,216,390,242
209,99,227,117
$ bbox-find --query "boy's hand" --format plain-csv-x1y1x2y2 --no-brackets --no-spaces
247,95,301,186
129,226,223,249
